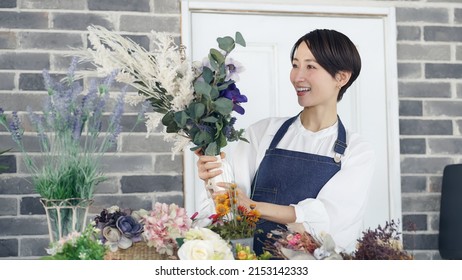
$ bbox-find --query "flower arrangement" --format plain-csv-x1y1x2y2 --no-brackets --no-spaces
94,203,192,257
0,59,129,200
234,243,272,260
177,227,234,260
263,224,342,260
43,222,107,260
83,25,248,157
208,183,261,240
342,220,414,260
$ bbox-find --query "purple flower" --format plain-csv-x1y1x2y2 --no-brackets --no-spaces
9,112,23,142
219,83,248,115
116,215,143,242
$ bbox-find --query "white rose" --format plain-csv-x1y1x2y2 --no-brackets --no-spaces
178,240,215,260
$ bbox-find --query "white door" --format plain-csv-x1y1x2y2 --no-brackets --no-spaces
181,1,401,231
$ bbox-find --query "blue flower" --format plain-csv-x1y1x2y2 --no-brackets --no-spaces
116,215,143,242
219,83,248,115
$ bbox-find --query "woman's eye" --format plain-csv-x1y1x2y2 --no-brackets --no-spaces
307,65,315,69
292,64,298,68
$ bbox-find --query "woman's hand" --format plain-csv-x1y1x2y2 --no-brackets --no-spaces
214,182,255,209
194,149,225,182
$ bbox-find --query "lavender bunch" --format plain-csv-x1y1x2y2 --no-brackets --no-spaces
0,58,127,200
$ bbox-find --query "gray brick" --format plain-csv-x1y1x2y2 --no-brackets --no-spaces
93,177,119,194
99,115,147,133
399,119,452,135
0,73,15,90
429,213,439,231
120,175,182,193
51,55,96,72
120,15,180,33
400,138,425,154
154,0,180,13
90,195,153,213
52,13,113,31
0,197,17,215
0,135,43,154
456,46,462,61
154,194,184,207
401,157,453,174
456,8,462,24
428,175,442,193
19,32,82,50
412,250,441,260
397,44,450,60
120,135,173,153
0,239,18,257
398,82,450,98
20,196,45,215
0,154,16,173
424,26,462,42
0,177,35,195
428,138,462,154
124,35,151,51
425,101,462,117
0,12,48,29
88,0,150,12
396,7,448,23
426,63,462,79
399,100,422,116
403,214,427,231
402,194,441,211
154,154,183,173
20,237,49,257
0,93,47,111
403,233,438,250
401,175,427,193
19,73,45,91
0,53,50,70
398,63,421,79
20,0,85,9
458,84,462,98
101,154,153,173
0,32,17,49
0,0,16,8
397,26,421,41
0,217,48,235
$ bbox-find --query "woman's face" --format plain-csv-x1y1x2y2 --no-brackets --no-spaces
290,42,339,109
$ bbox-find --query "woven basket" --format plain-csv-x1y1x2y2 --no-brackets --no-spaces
104,242,178,260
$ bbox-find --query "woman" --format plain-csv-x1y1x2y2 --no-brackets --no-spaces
196,29,375,255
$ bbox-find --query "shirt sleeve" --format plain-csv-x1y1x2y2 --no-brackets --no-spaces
292,134,376,252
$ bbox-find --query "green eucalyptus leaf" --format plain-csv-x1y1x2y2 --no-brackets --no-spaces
235,32,246,47
213,98,233,115
208,53,220,70
194,130,213,145
204,142,218,156
202,116,218,123
217,80,234,91
217,36,235,53
217,132,227,148
188,102,205,121
161,111,175,126
202,67,214,84
174,111,189,128
194,80,212,100
210,48,225,65
210,86,220,100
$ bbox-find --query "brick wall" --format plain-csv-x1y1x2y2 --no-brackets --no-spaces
0,0,461,259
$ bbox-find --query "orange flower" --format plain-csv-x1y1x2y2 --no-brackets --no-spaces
215,204,230,217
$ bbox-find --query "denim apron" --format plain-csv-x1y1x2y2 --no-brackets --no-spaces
251,114,347,255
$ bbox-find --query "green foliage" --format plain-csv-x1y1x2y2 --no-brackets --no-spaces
42,223,107,260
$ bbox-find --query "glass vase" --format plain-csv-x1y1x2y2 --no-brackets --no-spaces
206,155,235,194
229,237,254,258
40,198,93,243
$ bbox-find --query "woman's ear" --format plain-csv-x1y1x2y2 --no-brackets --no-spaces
335,71,352,88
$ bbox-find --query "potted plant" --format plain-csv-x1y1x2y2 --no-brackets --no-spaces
0,58,132,243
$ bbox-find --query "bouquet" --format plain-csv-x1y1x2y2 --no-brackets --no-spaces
177,227,234,260
43,223,107,260
83,25,248,157
262,223,342,260
208,183,261,240
0,59,129,200
94,203,192,257
343,220,414,260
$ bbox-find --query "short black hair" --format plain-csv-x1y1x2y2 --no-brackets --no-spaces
290,29,361,101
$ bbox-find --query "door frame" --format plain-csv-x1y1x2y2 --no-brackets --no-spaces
180,0,401,226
